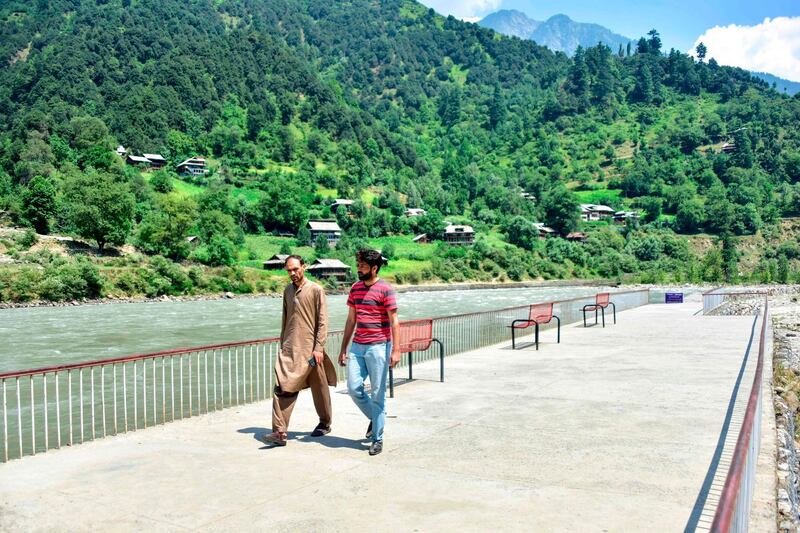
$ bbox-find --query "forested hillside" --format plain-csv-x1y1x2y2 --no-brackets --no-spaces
1,0,799,302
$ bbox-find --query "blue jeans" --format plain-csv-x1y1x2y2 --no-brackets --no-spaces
347,341,391,442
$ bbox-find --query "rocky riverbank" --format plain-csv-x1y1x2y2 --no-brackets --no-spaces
771,288,800,532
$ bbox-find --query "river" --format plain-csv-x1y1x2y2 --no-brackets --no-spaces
0,285,624,373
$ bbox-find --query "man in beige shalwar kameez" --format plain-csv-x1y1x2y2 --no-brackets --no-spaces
262,255,337,447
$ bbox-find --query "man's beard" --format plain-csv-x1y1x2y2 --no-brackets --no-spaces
357,271,371,281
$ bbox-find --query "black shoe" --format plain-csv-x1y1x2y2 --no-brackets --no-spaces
369,440,383,456
365,421,373,439
310,423,331,437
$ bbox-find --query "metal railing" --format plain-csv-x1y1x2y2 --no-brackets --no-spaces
703,289,768,315
0,289,650,463
710,297,769,533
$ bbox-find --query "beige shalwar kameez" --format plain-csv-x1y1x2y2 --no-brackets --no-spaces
272,279,337,433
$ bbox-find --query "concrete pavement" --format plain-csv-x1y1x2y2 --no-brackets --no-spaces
0,300,772,532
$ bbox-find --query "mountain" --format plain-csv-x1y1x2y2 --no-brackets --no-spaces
750,71,800,96
478,9,540,40
0,0,798,291
479,10,632,56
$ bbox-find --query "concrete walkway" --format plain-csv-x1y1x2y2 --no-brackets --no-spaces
0,302,768,532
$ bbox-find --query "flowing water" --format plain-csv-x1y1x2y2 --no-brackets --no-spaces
0,285,623,373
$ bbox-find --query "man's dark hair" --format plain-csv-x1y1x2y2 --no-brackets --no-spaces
285,254,305,266
356,248,387,272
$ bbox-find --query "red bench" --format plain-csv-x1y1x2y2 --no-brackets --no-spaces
582,292,616,327
507,302,560,350
388,319,444,398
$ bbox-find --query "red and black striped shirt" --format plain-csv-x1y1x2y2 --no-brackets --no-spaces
347,279,398,344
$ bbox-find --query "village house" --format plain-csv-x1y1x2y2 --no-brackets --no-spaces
444,224,474,245
330,199,354,214
533,223,556,238
262,254,290,270
306,258,351,282
406,208,427,217
307,220,342,247
519,192,536,202
412,233,429,244
613,211,640,225
115,145,127,157
580,204,616,222
142,153,167,169
176,157,209,177
566,232,588,242
125,154,152,167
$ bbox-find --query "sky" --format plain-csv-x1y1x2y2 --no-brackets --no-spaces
417,0,800,81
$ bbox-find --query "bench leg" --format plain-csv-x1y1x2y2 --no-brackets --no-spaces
595,308,598,325
555,316,561,343
389,366,394,398
408,352,413,381
535,322,539,351
601,306,605,328
611,302,616,324
583,308,587,327
511,326,516,349
435,339,444,383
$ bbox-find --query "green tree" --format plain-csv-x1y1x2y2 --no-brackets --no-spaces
136,196,198,259
64,172,135,252
150,169,173,193
21,176,57,234
695,42,707,62
279,241,293,255
720,232,738,282
541,185,580,236
314,233,329,256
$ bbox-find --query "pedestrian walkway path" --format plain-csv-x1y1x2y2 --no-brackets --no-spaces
0,302,769,531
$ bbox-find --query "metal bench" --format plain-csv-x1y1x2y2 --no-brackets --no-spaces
388,319,444,398
582,292,616,327
508,302,560,350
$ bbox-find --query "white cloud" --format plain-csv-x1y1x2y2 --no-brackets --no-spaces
419,0,502,21
690,17,800,82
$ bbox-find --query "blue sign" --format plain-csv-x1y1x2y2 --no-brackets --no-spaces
665,292,683,303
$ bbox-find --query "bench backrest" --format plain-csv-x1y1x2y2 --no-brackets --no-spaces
528,302,554,323
398,319,434,353
596,292,610,306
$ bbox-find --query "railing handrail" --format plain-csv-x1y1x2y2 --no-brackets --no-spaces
703,290,769,297
0,289,649,381
710,296,769,532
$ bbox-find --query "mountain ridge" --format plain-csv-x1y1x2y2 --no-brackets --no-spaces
479,9,632,56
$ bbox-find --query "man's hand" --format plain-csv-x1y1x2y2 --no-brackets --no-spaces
312,350,324,366
338,351,348,367
390,349,401,368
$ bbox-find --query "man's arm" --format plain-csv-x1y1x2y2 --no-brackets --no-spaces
312,288,328,365
279,292,287,349
388,308,401,368
338,306,357,366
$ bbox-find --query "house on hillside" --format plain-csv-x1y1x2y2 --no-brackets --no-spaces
263,254,290,270
330,199,354,214
142,153,167,169
533,223,556,238
115,145,127,157
580,204,615,222
406,208,427,217
412,233,429,244
126,154,153,167
566,232,587,242
307,220,342,247
306,258,351,281
444,224,474,245
519,192,536,202
721,142,736,153
613,211,640,225
176,157,209,177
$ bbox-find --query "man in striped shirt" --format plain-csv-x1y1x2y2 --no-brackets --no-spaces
338,249,400,456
